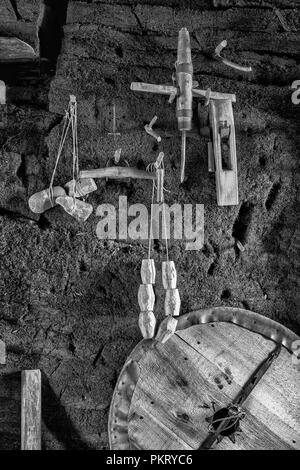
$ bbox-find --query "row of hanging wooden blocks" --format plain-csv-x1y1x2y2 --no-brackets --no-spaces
138,259,180,343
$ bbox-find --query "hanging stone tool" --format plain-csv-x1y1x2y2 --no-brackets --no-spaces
28,187,66,214
131,28,236,187
138,260,156,339
64,177,97,198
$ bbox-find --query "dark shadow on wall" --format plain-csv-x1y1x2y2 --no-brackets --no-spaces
38,0,69,65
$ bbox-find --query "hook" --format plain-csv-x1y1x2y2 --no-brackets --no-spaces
214,40,252,73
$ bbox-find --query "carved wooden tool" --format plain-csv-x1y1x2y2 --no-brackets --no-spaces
131,28,236,184
138,259,156,339
199,99,238,206
156,261,180,343
21,370,42,451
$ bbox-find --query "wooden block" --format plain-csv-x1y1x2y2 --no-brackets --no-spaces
21,370,41,451
0,340,6,365
156,316,178,344
56,196,93,222
138,284,155,312
139,311,156,339
65,177,97,198
209,99,239,206
28,187,66,214
162,261,177,289
141,259,156,285
164,289,180,317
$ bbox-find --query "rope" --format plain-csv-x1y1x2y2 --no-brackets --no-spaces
48,104,72,205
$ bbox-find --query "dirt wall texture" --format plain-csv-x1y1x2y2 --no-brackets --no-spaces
0,0,300,450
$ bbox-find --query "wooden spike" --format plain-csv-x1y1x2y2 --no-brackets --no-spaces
138,284,155,312
21,370,42,450
65,178,97,198
165,288,180,316
0,340,6,365
139,311,156,339
162,261,177,289
156,169,164,203
56,196,93,222
28,187,66,214
141,259,156,284
156,316,178,343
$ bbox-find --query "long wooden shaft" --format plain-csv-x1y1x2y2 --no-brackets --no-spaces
192,88,236,103
80,167,156,180
21,370,42,450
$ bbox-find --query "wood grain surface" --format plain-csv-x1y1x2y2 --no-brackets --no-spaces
109,310,300,450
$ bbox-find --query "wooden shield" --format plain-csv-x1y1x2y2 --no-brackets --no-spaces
108,307,300,450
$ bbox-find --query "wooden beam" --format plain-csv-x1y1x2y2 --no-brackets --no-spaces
21,370,42,450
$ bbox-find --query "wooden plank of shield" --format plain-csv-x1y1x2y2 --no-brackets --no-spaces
21,370,42,450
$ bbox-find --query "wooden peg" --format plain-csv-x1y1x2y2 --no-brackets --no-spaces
28,187,66,214
162,261,177,289
156,169,164,203
65,177,97,198
141,259,156,284
138,284,155,312
139,311,156,339
164,288,180,317
56,196,93,222
21,370,42,450
0,340,6,365
156,316,178,343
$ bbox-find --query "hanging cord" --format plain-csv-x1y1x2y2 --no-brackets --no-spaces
48,102,72,205
146,153,169,262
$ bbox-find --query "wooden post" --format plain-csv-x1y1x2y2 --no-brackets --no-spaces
0,340,6,365
21,370,42,450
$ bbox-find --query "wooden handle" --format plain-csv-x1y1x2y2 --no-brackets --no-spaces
79,167,156,181
141,259,156,284
156,169,164,203
138,284,155,312
164,288,181,317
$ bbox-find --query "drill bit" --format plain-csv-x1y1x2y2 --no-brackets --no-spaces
180,130,186,183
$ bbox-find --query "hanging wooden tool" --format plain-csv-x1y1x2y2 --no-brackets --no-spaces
108,307,300,450
130,28,238,191
138,154,181,340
